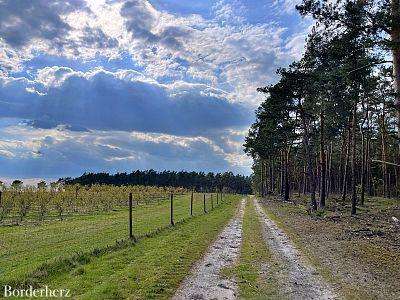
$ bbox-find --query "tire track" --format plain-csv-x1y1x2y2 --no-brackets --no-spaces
253,198,339,300
173,198,246,300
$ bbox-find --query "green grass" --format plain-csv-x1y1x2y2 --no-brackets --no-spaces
223,198,281,299
0,193,223,287
16,195,240,299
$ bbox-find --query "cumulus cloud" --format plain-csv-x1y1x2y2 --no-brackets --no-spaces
0,0,89,48
110,0,310,108
0,68,251,135
78,27,120,49
0,0,121,73
0,0,311,178
0,120,251,178
121,0,158,42
1,0,309,106
120,0,192,52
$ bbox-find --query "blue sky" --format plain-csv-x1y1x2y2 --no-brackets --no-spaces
0,0,310,181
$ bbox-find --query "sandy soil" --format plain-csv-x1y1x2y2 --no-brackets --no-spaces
261,195,400,299
254,198,339,300
173,198,246,300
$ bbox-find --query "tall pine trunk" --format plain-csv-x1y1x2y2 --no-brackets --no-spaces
280,151,284,198
351,105,357,215
284,147,290,202
360,124,366,206
264,159,268,196
320,111,326,208
360,101,368,206
302,164,307,195
299,103,317,211
342,125,351,202
327,141,333,198
270,158,275,194
260,159,265,197
338,129,347,194
380,111,389,198
392,0,400,196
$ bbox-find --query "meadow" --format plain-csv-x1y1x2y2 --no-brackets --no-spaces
0,186,240,298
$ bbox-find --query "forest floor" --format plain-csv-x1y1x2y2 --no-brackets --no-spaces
259,194,400,299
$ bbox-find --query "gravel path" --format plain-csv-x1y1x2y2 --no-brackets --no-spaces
173,198,246,300
254,198,339,300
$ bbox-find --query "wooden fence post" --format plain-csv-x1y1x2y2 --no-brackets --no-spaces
190,191,193,216
216,192,218,205
211,193,214,210
170,193,174,226
129,193,133,239
203,194,206,213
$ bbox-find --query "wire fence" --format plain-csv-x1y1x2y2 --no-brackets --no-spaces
0,191,234,288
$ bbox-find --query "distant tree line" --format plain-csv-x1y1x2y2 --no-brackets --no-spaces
61,170,252,194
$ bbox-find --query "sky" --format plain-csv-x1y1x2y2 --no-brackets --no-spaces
0,0,310,181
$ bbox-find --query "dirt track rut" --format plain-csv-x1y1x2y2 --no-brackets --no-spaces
173,198,246,300
254,198,339,300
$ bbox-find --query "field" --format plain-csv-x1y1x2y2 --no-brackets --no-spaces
2,190,400,299
0,184,186,225
40,197,239,299
0,188,240,296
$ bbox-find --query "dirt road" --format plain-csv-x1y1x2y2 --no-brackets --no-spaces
253,198,338,300
173,198,246,300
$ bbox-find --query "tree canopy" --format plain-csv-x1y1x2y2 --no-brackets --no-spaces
245,0,400,214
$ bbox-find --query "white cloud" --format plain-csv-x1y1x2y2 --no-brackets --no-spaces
0,0,312,178
273,0,302,14
0,68,251,136
36,66,75,87
0,121,252,177
1,0,310,108
284,32,307,61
